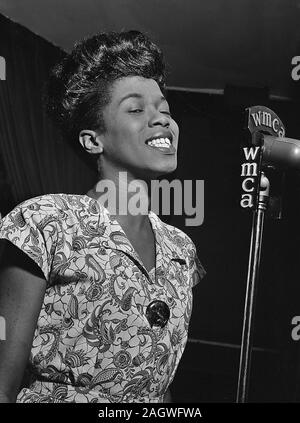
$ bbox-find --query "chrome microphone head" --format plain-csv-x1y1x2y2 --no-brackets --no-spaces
262,135,300,170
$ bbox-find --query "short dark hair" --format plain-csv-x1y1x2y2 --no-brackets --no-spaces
46,30,166,142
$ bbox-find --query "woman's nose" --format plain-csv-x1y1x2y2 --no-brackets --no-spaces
148,110,170,127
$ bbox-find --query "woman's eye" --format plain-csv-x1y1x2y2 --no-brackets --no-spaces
129,109,143,113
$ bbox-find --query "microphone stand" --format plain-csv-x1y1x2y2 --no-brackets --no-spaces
236,106,286,402
236,172,270,403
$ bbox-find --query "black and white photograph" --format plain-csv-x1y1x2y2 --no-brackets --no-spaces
0,0,300,414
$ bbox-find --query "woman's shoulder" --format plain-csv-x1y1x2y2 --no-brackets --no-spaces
0,194,104,282
10,193,93,210
1,193,102,222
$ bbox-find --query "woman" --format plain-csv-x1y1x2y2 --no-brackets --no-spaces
0,31,205,403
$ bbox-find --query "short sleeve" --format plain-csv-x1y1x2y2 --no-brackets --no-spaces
0,196,59,284
187,241,206,288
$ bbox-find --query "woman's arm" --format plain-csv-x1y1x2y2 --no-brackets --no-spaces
0,241,46,402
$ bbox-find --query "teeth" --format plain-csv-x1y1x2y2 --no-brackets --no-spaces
147,137,171,148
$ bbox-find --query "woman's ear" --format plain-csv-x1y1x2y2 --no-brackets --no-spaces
79,130,103,155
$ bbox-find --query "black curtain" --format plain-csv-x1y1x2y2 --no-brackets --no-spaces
0,14,97,215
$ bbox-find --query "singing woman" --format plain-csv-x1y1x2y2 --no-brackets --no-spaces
0,30,205,403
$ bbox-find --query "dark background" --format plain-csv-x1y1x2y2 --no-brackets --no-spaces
169,91,300,402
1,12,300,402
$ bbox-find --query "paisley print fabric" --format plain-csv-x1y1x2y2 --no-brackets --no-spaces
0,194,206,403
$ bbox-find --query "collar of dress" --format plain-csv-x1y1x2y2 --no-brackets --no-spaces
85,196,186,279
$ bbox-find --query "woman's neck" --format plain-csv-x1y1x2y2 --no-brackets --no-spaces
86,169,152,232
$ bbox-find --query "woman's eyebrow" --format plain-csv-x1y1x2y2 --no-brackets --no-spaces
119,93,143,105
119,93,167,105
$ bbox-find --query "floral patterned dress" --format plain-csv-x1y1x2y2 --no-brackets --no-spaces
0,193,206,403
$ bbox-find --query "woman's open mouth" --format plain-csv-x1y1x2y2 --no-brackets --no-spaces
145,137,176,154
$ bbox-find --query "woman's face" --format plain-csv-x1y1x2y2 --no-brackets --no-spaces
98,76,179,179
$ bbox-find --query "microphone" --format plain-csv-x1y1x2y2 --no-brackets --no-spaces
262,135,300,170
